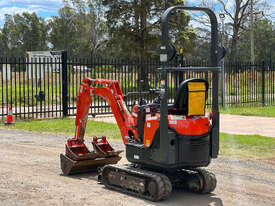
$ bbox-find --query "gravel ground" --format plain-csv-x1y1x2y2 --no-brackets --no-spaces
0,129,275,206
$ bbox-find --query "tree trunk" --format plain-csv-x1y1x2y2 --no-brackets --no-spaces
229,1,241,62
229,25,239,62
140,1,147,59
139,1,150,90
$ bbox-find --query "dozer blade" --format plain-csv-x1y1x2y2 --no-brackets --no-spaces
60,153,122,175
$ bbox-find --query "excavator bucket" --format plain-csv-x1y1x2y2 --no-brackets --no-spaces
60,136,122,175
60,153,122,175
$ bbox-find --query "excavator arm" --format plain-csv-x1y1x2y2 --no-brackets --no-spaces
60,78,137,175
73,78,138,144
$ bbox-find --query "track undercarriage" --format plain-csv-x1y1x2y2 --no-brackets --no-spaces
99,164,216,201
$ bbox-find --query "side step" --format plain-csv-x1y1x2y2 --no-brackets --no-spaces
60,154,122,175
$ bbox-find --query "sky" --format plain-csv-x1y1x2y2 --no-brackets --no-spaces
0,0,274,28
0,0,64,26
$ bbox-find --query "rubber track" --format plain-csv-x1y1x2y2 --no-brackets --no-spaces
171,168,216,193
196,168,217,193
159,174,173,199
102,165,172,202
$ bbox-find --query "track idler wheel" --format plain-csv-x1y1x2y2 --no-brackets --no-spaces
196,169,217,193
176,169,216,194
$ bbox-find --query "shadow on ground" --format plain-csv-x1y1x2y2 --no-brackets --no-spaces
59,172,98,181
62,172,223,206
157,191,223,206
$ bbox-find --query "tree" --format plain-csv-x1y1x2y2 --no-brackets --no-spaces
217,0,270,62
191,28,211,61
48,6,78,56
238,18,275,62
1,12,49,56
49,0,107,57
101,0,196,59
218,0,251,61
0,17,11,56
190,0,269,61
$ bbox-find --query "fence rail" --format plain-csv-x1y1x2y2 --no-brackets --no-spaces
0,52,275,120
225,62,275,106
0,56,63,120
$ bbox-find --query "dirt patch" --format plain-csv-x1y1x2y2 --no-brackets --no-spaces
0,129,275,206
259,158,275,165
220,114,275,137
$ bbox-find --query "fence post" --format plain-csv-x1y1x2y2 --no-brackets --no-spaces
262,61,265,106
61,51,68,117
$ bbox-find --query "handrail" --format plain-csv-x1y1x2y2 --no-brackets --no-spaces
159,6,220,161
161,6,218,66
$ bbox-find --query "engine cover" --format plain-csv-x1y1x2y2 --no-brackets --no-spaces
143,114,210,148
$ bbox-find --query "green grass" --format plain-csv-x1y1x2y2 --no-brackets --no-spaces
220,106,275,118
4,118,121,140
220,133,275,159
2,118,275,160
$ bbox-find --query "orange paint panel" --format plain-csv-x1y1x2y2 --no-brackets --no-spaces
168,115,209,135
143,117,159,147
143,114,210,147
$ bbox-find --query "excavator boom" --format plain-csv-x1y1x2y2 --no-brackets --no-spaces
60,78,135,175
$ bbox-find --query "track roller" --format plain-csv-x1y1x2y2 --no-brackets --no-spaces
100,165,172,201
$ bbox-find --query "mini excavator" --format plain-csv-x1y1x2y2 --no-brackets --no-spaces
60,6,224,201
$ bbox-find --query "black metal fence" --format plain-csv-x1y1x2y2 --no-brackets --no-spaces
66,56,213,117
0,52,275,120
225,62,275,106
0,56,63,120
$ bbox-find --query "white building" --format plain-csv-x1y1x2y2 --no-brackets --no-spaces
26,51,62,79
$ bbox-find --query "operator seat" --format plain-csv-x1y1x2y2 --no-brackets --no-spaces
168,78,209,115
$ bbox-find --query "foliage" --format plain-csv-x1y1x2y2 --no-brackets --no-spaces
101,0,196,59
192,0,270,62
191,29,211,61
48,6,77,57
1,12,49,56
217,0,252,61
49,0,107,58
237,19,275,62
0,0,274,62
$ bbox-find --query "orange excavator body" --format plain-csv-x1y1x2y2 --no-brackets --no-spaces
60,77,212,175
143,114,209,148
